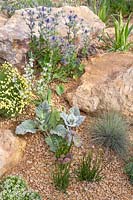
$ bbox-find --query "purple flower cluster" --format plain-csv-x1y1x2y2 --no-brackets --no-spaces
57,153,73,164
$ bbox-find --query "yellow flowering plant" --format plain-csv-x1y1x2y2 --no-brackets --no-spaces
0,62,32,118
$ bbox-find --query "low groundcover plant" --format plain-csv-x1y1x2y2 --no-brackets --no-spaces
0,175,41,200
0,62,31,118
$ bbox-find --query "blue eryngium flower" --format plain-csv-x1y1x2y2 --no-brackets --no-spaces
51,36,56,41
84,29,88,33
45,18,50,23
68,15,72,21
42,6,45,12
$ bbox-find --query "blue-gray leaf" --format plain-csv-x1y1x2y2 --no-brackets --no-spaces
60,111,85,127
70,106,80,116
50,124,67,138
73,133,82,147
35,101,51,119
15,120,37,135
45,135,63,152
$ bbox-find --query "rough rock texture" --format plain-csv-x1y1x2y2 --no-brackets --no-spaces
0,129,26,177
66,52,133,116
0,6,105,66
0,14,8,26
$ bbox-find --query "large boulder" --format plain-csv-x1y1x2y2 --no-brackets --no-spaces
66,52,133,117
0,6,105,66
0,129,26,177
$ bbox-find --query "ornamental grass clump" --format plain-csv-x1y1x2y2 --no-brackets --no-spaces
0,175,41,200
99,12,133,51
52,153,72,192
0,62,31,118
91,111,129,157
87,0,110,23
76,150,103,182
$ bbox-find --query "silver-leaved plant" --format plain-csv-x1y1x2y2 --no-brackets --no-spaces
16,102,85,151
16,101,52,135
47,106,85,148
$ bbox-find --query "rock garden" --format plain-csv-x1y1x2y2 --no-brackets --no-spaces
0,0,133,199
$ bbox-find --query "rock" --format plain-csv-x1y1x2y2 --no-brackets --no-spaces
0,6,105,66
0,14,8,27
0,129,26,177
66,52,133,116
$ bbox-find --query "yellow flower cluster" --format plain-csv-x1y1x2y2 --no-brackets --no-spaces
0,62,32,117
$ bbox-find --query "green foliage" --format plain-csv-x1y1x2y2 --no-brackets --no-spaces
99,13,133,51
87,0,132,18
1,0,53,17
29,34,63,83
0,62,31,118
24,57,52,105
45,135,72,158
16,102,84,157
16,102,84,149
98,0,110,22
24,8,88,84
110,0,133,17
52,156,72,192
113,13,133,51
55,138,72,159
49,106,85,149
15,101,84,156
87,0,110,22
124,157,133,185
76,150,103,182
34,87,52,106
45,135,65,152
56,84,64,96
35,101,61,132
91,111,129,157
23,8,90,100
16,101,61,135
0,176,41,200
